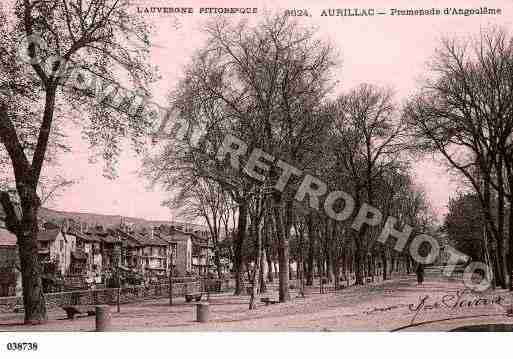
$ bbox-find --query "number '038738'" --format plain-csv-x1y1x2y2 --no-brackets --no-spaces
6,342,38,351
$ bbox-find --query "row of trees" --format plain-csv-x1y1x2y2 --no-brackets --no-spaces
1,1,511,324
406,28,513,289
143,16,436,308
445,193,487,263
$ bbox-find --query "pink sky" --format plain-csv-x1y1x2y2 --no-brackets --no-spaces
46,0,513,221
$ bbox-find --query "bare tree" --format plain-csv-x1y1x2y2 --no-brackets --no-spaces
0,0,157,323
37,175,78,206
329,84,408,284
163,177,228,279
146,15,337,302
405,27,513,289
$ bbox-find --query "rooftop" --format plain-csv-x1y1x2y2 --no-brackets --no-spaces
0,228,17,247
37,229,61,242
117,228,170,247
69,230,101,243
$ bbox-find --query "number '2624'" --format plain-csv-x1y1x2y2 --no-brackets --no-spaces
6,342,38,351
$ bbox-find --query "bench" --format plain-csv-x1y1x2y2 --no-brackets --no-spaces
61,305,96,320
185,292,203,303
260,297,279,306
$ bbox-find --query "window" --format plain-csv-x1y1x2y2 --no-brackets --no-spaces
60,240,64,251
170,244,177,263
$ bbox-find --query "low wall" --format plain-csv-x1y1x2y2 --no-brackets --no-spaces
0,281,202,314
0,296,21,314
0,278,236,314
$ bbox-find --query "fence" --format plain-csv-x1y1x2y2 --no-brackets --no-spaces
0,281,201,314
0,278,237,314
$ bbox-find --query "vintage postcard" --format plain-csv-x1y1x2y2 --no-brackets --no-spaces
1,0,513,353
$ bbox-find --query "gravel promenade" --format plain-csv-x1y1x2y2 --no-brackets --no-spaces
2,268,513,331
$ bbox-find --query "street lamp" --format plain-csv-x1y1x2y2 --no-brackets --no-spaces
169,246,174,306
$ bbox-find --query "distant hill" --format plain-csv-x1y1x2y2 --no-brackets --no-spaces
38,207,208,232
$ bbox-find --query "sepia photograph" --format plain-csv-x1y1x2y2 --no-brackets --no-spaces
0,0,513,356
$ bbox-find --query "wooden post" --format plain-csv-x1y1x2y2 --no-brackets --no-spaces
196,303,209,322
117,287,120,313
206,244,210,301
95,305,111,331
169,275,173,306
169,249,174,306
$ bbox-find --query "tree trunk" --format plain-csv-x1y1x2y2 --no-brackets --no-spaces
234,202,248,295
354,238,364,285
0,102,50,323
259,249,266,294
264,229,274,283
19,222,47,323
317,256,324,278
382,250,388,281
339,249,346,283
260,216,268,294
509,196,513,291
505,163,513,291
297,222,305,295
324,221,333,283
266,253,274,283
326,253,333,283
272,195,291,302
368,255,372,282
495,159,510,289
213,248,223,280
306,215,315,286
332,253,340,290
352,190,365,285
492,242,504,287
3,191,48,324
482,178,506,288
249,219,261,310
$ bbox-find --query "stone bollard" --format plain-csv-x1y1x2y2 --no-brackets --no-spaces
196,303,209,323
95,305,112,332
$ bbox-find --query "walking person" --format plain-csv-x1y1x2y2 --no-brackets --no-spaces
415,263,425,286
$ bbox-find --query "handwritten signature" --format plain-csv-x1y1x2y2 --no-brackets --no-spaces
408,289,510,325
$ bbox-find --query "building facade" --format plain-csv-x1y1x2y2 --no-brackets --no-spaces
0,206,216,295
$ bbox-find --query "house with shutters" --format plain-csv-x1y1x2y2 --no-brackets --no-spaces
86,226,122,286
155,225,194,276
116,228,169,284
66,229,103,287
137,230,170,282
37,227,75,277
191,231,212,276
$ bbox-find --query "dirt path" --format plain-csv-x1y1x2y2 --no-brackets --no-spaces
2,270,513,331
